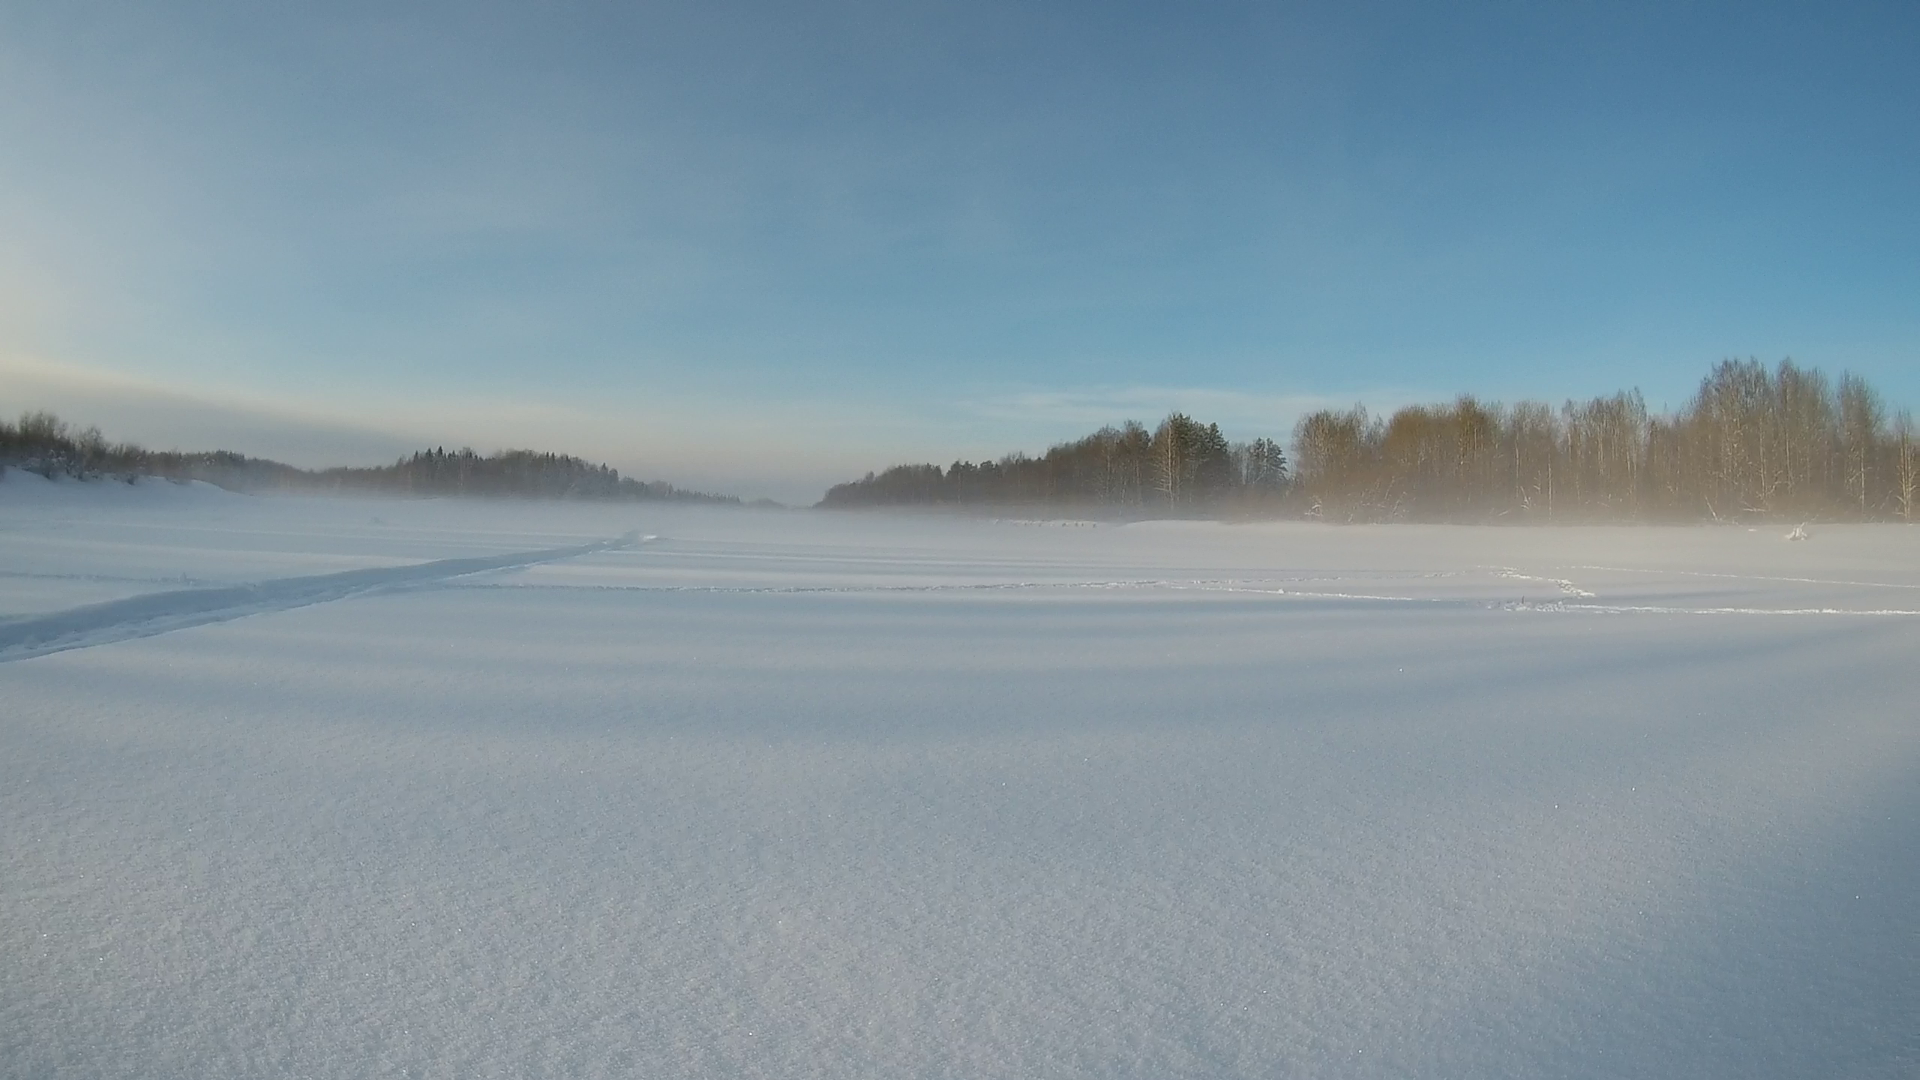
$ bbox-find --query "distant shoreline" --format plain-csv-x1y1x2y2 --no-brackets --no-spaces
819,359,1917,525
0,411,747,506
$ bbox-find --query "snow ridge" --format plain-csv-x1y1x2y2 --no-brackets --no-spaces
1492,567,1597,597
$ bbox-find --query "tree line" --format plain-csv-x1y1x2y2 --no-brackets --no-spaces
310,446,733,501
0,412,738,503
820,414,1290,510
822,359,1917,522
1292,360,1915,522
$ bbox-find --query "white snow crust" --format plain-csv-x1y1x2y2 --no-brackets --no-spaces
3,479,1918,1078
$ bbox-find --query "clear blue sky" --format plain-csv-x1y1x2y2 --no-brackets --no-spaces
3,1,1916,500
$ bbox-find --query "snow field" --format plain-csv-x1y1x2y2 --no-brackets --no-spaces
2,476,1917,1078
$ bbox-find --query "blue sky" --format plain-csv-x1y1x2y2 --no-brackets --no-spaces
2,1,1916,500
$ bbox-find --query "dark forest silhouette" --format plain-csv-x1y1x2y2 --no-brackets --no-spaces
822,360,1917,522
820,415,1289,513
0,415,738,503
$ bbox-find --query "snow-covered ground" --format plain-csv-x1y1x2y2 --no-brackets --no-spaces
4,471,1917,1078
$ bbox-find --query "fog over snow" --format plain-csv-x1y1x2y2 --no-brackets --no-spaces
2,472,1916,1078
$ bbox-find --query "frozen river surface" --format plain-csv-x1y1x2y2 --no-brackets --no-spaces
3,472,1917,1078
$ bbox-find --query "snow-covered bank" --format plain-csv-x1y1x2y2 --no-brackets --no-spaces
2,496,1916,1078
0,464,235,500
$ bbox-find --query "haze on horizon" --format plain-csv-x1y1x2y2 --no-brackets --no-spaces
2,1,1916,503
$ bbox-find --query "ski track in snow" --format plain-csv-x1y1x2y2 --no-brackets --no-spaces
7,512,1917,668
0,532,652,662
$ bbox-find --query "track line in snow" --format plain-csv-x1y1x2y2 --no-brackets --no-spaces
444,577,1920,616
1519,602,1920,617
0,532,653,662
1567,564,1920,591
448,578,1422,598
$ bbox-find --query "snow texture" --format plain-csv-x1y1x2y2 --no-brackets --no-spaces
3,472,1918,1078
